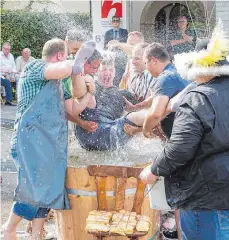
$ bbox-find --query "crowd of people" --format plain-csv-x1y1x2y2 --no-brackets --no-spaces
0,43,35,105
1,15,229,240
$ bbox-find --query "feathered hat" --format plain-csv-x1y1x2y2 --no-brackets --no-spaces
174,20,229,81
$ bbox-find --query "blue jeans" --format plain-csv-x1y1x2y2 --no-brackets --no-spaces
13,202,49,221
0,77,13,101
179,210,229,240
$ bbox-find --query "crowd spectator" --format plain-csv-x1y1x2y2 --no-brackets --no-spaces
104,16,128,49
0,42,16,106
16,48,35,73
168,16,196,55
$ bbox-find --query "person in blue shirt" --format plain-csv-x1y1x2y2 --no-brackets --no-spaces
142,42,188,138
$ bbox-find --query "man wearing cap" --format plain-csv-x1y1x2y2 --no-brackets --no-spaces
104,16,128,49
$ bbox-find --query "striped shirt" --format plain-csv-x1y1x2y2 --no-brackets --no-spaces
127,70,155,102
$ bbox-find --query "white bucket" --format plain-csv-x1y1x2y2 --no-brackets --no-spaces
148,177,171,211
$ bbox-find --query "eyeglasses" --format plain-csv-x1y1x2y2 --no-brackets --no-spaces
112,20,120,23
177,20,186,23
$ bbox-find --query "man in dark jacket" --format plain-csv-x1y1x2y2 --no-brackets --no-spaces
140,25,229,240
104,16,128,49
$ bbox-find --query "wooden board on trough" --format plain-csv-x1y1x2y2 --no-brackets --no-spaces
88,165,144,179
87,230,148,238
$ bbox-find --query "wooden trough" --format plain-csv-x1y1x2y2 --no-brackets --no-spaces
55,166,160,240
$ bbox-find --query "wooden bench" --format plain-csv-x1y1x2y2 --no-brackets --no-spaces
86,165,150,240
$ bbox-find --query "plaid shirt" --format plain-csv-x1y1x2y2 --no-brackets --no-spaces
11,59,71,151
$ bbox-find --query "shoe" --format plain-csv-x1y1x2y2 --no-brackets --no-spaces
5,101,16,106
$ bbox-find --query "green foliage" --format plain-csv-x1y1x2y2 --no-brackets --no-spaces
1,9,92,58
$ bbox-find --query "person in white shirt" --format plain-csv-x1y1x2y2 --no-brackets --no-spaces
16,48,35,73
0,42,16,105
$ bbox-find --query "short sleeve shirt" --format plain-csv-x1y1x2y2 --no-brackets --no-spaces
80,82,125,122
153,63,189,138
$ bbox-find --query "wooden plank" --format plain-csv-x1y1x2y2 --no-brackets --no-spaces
96,177,107,210
132,179,146,214
55,210,74,240
66,167,97,190
56,167,160,240
88,165,144,179
55,195,159,240
115,178,127,211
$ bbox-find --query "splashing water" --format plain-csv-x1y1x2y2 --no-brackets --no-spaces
68,131,163,168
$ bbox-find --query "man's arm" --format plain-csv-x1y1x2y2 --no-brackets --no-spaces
71,74,88,99
44,60,74,80
143,95,169,138
119,61,130,89
170,39,186,46
65,92,94,118
140,93,214,184
125,95,154,111
66,113,98,132
151,104,204,177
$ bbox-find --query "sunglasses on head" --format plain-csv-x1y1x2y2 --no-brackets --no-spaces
112,19,120,23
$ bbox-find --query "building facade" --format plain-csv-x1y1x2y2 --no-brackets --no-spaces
3,0,229,42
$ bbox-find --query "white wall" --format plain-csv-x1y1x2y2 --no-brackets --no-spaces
216,1,229,31
3,0,90,13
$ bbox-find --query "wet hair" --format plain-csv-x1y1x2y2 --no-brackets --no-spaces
134,43,149,52
101,51,115,66
65,28,89,43
87,49,102,64
42,38,66,59
128,31,144,41
145,43,170,62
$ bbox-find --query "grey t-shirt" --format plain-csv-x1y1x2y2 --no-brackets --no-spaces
80,82,125,122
